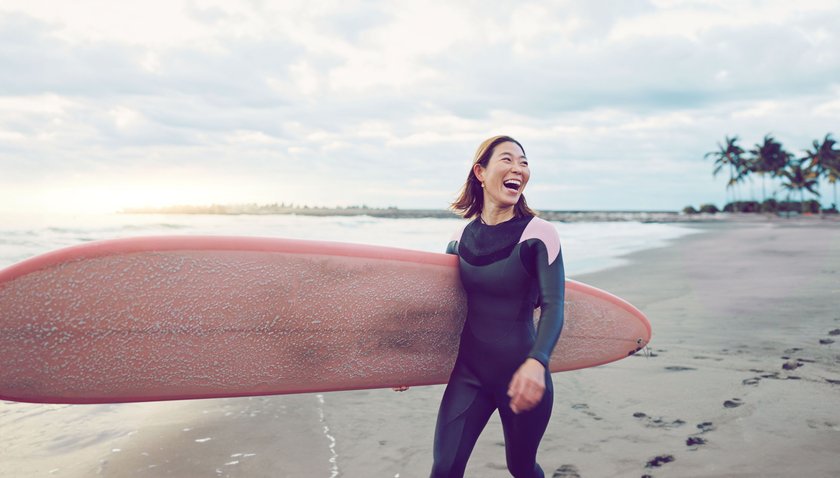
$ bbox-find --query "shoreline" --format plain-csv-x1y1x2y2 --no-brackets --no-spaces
2,219,839,477
118,205,840,224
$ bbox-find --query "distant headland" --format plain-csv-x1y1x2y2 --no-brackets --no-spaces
121,203,715,223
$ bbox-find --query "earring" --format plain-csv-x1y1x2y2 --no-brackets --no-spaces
480,183,485,188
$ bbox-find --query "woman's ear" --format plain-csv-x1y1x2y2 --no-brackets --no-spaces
473,163,485,184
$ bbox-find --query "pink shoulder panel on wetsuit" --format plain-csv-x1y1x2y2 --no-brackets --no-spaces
519,217,561,266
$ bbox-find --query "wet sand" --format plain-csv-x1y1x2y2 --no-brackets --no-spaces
2,218,839,477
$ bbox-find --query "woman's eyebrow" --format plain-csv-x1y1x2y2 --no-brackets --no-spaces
499,151,527,159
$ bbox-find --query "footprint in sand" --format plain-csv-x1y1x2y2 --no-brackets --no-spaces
693,355,724,362
743,369,779,385
552,464,581,477
664,366,697,372
782,360,803,371
807,420,840,430
696,421,715,433
571,403,603,421
632,412,685,429
645,454,675,468
686,436,707,448
723,398,743,408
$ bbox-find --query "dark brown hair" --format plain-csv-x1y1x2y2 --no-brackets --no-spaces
450,135,537,219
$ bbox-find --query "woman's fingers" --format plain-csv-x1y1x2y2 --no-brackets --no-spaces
391,385,409,392
508,376,525,413
507,361,546,414
510,383,543,413
507,373,522,398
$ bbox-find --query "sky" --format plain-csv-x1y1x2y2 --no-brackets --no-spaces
1,0,838,214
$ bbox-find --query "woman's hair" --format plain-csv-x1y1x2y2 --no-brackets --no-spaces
450,135,537,219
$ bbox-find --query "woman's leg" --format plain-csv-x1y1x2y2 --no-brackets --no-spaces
495,374,553,478
430,377,496,478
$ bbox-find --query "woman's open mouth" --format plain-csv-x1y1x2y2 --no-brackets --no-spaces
503,179,521,192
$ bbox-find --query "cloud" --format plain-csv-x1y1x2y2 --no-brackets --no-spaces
0,0,838,213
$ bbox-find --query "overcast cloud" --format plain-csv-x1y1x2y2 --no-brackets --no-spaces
1,0,838,213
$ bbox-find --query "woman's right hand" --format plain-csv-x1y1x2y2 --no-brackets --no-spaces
392,386,410,392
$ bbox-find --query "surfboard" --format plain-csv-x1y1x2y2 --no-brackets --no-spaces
0,236,650,404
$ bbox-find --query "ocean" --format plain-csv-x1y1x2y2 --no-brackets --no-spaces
0,213,700,275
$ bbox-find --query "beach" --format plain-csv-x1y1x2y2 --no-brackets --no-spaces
2,217,839,477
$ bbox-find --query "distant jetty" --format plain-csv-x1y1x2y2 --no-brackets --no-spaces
120,204,713,223
122,204,456,218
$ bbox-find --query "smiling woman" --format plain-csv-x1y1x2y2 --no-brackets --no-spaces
418,135,565,478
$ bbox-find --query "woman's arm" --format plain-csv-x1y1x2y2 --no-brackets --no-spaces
527,238,565,368
508,226,565,413
445,240,458,255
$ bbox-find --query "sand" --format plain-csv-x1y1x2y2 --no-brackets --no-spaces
2,218,839,477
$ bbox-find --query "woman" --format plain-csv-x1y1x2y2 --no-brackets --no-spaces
399,135,565,477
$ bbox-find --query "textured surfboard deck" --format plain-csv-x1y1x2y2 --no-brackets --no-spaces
0,236,650,404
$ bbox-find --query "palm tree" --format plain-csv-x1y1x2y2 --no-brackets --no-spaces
827,155,840,211
734,154,755,202
779,158,820,214
803,134,839,212
706,136,745,209
748,134,791,203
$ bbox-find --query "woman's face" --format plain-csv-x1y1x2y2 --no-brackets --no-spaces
474,141,530,209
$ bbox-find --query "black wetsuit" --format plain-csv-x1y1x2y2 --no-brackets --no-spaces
431,215,565,478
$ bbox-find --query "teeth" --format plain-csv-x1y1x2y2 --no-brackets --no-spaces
504,179,521,190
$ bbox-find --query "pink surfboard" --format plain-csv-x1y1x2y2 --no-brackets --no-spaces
0,236,650,404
